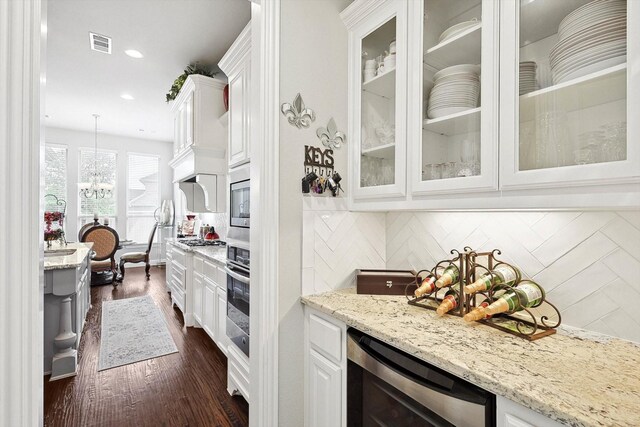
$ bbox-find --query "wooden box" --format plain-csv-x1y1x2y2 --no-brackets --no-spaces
356,269,417,295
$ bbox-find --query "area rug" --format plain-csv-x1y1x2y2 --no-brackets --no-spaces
98,295,178,371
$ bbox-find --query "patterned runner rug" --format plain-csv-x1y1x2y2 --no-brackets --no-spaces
98,295,178,371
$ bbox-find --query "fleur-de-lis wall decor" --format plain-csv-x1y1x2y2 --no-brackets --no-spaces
316,117,346,150
281,93,316,129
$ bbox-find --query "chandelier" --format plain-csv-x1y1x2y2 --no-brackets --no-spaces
79,114,113,199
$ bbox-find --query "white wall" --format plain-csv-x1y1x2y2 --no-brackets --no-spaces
45,126,174,242
279,0,351,425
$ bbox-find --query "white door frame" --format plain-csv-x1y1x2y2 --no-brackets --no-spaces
0,0,46,425
249,0,280,426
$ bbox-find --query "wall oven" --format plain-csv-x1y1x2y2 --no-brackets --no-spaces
225,244,250,357
347,329,495,427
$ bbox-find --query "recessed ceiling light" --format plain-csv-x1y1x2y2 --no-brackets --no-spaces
138,129,145,132
120,93,134,100
125,49,144,59
45,114,50,119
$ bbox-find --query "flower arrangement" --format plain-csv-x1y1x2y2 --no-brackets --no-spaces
44,211,66,247
165,63,216,103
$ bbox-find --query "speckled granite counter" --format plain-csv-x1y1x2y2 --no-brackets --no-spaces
166,239,226,265
44,242,93,271
301,288,640,427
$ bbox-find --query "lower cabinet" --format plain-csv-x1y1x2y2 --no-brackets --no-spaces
304,308,346,427
227,343,250,400
216,285,229,355
202,279,217,340
496,394,565,427
193,272,204,327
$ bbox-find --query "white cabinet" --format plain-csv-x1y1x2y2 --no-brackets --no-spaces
219,22,251,168
308,350,342,427
304,308,347,427
216,284,229,356
343,0,408,200
203,279,217,340
193,272,204,327
497,396,565,427
341,0,640,209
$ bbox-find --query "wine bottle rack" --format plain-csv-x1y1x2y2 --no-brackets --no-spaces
406,247,562,341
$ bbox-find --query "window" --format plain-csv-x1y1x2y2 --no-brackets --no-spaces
44,145,67,204
126,154,160,243
78,149,117,226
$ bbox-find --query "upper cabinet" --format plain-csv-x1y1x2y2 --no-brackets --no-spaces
341,0,639,209
343,0,408,200
219,22,251,169
499,0,639,190
411,0,499,196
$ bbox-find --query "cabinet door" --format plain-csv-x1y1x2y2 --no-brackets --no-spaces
216,285,229,355
193,273,203,326
203,281,217,341
349,0,408,200
228,61,250,168
409,0,499,196
307,349,342,427
185,92,194,147
499,0,639,193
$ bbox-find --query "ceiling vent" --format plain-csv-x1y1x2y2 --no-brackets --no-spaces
89,32,111,54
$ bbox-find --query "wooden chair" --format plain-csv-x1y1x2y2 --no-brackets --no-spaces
118,223,157,281
81,225,120,286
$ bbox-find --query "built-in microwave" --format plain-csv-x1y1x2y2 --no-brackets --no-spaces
230,165,250,229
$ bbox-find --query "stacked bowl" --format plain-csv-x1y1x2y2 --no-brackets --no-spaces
427,64,480,119
519,61,538,95
550,0,627,84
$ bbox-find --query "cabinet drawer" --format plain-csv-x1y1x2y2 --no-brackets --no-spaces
309,313,343,364
172,247,186,268
194,255,204,276
204,259,219,284
172,283,185,311
171,264,185,290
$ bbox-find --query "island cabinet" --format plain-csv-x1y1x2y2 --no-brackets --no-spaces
219,22,251,169
341,0,640,210
304,308,347,427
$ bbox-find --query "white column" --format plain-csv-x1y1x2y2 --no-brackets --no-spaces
0,0,45,425
50,296,77,380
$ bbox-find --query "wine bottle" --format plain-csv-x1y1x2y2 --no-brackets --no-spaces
435,265,460,289
436,285,460,316
464,264,520,295
463,282,544,322
414,274,437,298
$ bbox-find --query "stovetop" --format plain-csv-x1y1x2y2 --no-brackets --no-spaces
177,238,226,247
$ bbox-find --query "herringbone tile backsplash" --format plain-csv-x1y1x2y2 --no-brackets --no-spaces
302,206,640,343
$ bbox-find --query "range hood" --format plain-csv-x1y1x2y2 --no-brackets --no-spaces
178,174,226,213
169,146,227,213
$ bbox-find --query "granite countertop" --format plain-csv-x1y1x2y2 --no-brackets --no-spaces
166,238,226,265
301,288,640,427
44,242,93,271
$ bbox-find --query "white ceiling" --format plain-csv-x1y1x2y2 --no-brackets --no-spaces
46,0,251,142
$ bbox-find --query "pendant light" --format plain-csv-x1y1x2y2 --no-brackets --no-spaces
79,114,113,199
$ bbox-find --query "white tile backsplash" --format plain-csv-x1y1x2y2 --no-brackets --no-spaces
302,208,640,343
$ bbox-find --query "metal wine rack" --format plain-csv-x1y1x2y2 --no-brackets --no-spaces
406,247,562,341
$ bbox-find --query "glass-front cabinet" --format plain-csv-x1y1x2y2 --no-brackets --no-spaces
346,0,408,199
410,0,499,195
500,0,639,189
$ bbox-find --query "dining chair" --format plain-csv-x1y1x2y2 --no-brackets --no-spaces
118,222,158,281
81,225,120,286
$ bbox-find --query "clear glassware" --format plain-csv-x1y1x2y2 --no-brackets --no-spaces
441,162,455,179
600,121,627,162
424,163,441,180
534,111,569,169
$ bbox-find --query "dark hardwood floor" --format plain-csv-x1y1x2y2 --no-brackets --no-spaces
44,266,249,427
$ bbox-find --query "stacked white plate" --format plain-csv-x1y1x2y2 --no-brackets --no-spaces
438,19,480,44
550,0,627,84
427,64,480,119
519,61,538,95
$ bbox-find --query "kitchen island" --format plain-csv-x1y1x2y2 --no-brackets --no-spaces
44,242,93,380
301,288,640,427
